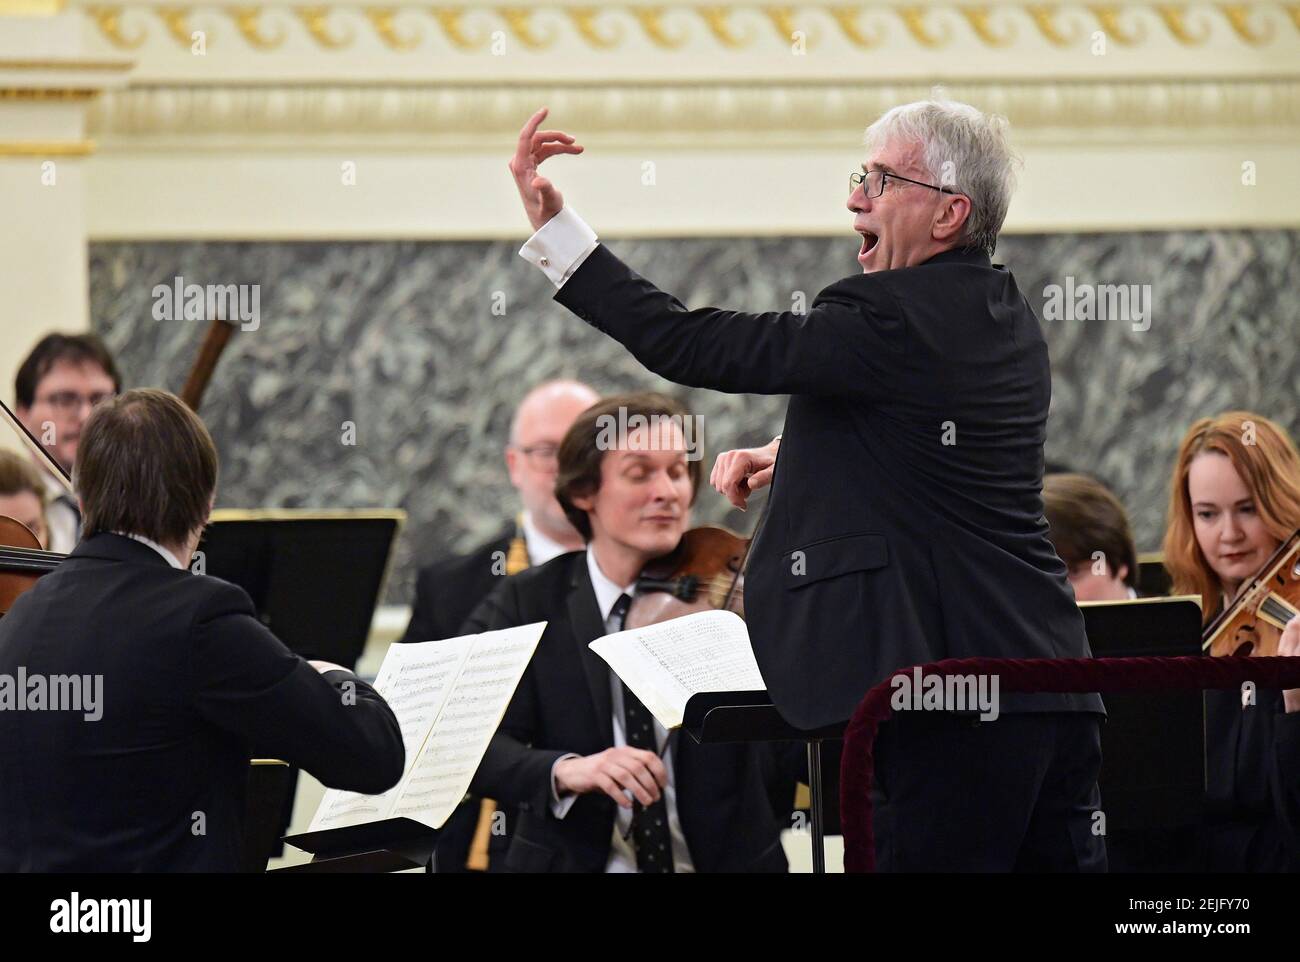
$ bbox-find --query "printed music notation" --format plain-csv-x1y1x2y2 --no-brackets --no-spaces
589,610,765,730
308,622,546,833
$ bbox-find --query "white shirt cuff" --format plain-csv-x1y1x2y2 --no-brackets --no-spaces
519,207,599,289
550,753,581,818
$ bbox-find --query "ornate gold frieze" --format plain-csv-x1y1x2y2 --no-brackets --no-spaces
69,2,1300,52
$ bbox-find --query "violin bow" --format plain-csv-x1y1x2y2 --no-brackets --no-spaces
0,395,74,494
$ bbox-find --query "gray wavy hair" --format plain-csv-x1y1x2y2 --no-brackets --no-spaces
863,99,1020,257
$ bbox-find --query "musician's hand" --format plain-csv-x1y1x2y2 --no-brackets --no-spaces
554,747,667,808
509,107,583,232
710,436,781,510
1279,619,1300,713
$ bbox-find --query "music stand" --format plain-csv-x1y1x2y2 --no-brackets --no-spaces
241,759,295,872
198,509,404,669
682,691,844,874
1080,595,1205,869
1135,551,1173,598
274,818,440,873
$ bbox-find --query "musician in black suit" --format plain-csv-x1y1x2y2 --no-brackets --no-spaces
401,380,598,644
503,101,1105,871
401,379,598,872
467,392,791,872
0,389,405,872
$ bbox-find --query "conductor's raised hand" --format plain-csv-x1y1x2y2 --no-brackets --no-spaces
510,107,584,232
710,436,781,510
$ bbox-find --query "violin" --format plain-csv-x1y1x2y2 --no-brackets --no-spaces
0,395,74,615
0,516,62,614
1203,530,1300,657
624,524,749,631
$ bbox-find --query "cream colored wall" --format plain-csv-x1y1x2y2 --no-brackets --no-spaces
0,9,129,412
69,2,1300,240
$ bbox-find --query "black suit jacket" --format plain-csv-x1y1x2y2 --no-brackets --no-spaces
556,244,1103,728
466,552,788,873
1203,686,1300,871
0,533,405,872
400,525,514,644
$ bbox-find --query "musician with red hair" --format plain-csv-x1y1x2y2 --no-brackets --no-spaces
1162,410,1300,871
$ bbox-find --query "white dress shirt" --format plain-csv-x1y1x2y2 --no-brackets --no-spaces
518,207,600,289
117,531,185,569
520,511,572,567
548,549,695,873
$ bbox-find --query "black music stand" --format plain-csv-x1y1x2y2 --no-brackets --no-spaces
1080,595,1205,870
241,760,296,872
682,691,844,873
198,509,404,669
1135,552,1173,598
274,818,440,873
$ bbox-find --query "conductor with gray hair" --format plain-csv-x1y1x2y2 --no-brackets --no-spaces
507,100,1106,872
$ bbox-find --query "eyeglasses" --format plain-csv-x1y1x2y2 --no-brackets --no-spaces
850,169,957,199
35,391,115,413
515,443,560,472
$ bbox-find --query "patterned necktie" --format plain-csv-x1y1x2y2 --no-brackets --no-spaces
610,593,675,873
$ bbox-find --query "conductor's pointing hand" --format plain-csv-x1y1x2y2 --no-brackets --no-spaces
510,107,584,232
711,436,782,510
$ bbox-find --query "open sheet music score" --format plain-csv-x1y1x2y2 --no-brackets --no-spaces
589,609,766,730
308,621,546,833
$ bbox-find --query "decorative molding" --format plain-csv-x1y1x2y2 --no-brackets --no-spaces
0,0,65,14
0,139,96,154
0,87,100,97
68,1,1300,52
0,58,135,69
86,77,1300,146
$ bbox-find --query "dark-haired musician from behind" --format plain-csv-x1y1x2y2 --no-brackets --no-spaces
1163,411,1300,871
466,392,794,872
0,389,405,872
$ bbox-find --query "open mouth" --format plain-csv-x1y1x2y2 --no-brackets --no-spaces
857,229,879,261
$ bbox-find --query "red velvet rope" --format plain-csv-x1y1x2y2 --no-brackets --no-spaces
839,655,1300,873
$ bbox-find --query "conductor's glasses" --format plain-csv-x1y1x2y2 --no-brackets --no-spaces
850,169,956,199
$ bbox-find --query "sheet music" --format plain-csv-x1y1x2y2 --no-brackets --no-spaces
307,621,545,834
589,609,766,730
390,627,542,828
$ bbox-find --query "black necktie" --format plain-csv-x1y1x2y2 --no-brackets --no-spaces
610,593,675,873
